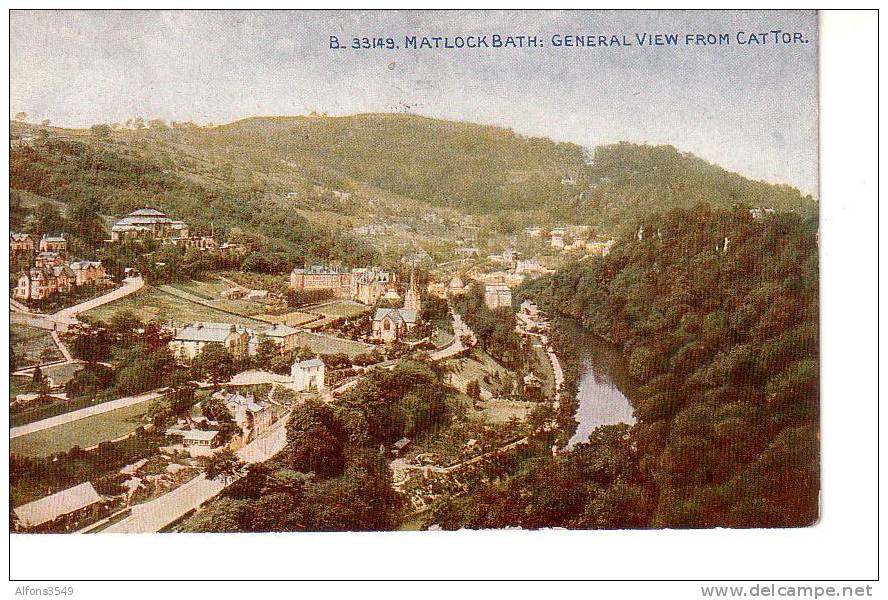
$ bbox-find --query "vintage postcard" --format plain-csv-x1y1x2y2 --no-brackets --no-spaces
9,9,820,538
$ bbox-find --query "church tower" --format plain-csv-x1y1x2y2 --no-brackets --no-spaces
403,266,422,313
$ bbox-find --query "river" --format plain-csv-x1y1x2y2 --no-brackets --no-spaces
564,326,638,448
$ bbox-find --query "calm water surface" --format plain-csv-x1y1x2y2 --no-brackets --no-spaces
565,327,637,448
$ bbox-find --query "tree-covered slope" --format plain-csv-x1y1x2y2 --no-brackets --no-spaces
11,115,817,236
556,142,818,230
437,206,819,528
10,132,376,265
182,114,588,214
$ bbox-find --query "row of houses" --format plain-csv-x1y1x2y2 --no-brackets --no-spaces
168,321,302,362
167,358,325,457
10,232,68,258
12,231,107,302
166,389,275,455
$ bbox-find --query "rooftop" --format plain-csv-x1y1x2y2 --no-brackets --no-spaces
175,322,251,343
374,308,418,324
167,428,219,441
295,357,325,369
291,265,351,275
130,207,167,217
13,482,102,528
260,323,299,337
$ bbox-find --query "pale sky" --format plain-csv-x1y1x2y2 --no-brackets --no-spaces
10,10,819,197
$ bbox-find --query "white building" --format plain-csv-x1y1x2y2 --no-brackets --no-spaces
165,428,221,456
291,357,326,392
484,282,513,310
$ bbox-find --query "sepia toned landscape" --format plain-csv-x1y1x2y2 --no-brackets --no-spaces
9,10,820,534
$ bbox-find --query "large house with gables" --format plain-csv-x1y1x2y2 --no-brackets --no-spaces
14,260,106,302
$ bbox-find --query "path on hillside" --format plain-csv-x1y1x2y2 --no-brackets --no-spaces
100,414,289,534
10,298,30,313
50,330,74,362
391,436,529,480
429,307,475,361
11,277,145,373
516,312,564,408
51,276,145,327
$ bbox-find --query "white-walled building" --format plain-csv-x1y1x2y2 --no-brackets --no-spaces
484,282,513,310
291,357,326,392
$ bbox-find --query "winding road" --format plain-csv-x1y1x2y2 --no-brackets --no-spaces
11,276,146,375
429,307,475,361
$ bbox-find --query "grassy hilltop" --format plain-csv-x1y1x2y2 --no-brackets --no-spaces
10,113,817,254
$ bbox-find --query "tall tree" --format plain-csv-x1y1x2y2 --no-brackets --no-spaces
32,202,66,235
191,345,237,385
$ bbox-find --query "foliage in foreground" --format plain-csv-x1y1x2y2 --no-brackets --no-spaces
436,206,820,529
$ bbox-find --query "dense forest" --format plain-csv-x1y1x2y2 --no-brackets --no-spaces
434,206,819,528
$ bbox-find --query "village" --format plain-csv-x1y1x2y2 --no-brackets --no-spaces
10,201,615,533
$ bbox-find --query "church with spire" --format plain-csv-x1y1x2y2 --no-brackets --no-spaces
403,266,422,313
371,266,423,343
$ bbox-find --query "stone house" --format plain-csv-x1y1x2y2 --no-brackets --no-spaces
169,322,252,362
10,232,35,257
289,265,354,298
372,307,418,343
256,323,300,354
484,282,513,310
69,260,106,286
14,267,58,301
39,234,67,254
35,251,64,268
212,390,273,441
352,268,396,305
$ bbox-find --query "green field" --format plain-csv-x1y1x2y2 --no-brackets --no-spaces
255,311,319,327
311,300,371,319
11,375,32,397
302,300,371,330
11,324,63,368
162,279,270,316
444,349,513,397
10,398,157,458
81,286,265,328
219,271,288,295
38,362,84,387
295,332,374,357
476,398,534,423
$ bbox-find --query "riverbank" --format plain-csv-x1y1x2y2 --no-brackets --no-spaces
544,317,638,448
